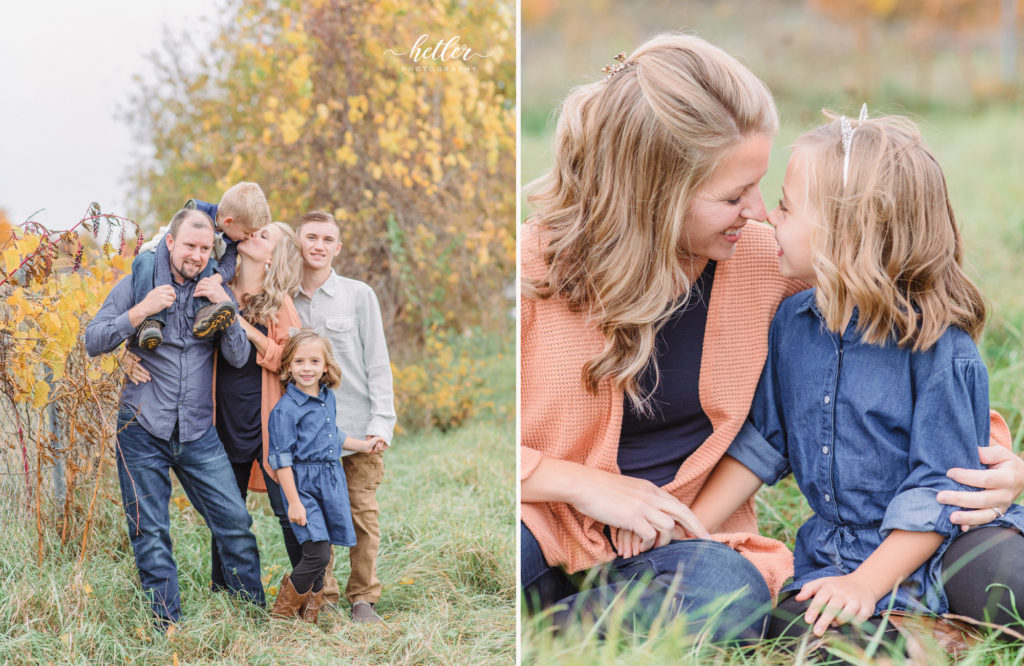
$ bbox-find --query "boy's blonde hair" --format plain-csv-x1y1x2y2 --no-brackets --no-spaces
525,33,778,412
220,182,271,232
794,113,985,350
240,222,301,327
279,328,342,391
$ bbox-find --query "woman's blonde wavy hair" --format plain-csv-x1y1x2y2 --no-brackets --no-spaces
524,33,778,412
239,221,302,326
794,113,985,349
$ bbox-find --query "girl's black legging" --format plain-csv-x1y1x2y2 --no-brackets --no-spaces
942,525,1024,627
291,540,332,594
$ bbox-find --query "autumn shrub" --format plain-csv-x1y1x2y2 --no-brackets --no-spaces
0,208,138,564
393,330,488,433
125,0,516,351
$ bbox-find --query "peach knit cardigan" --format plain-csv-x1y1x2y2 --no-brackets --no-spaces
521,219,809,596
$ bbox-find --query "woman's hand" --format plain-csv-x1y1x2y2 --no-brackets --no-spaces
287,500,307,526
194,276,231,304
122,351,151,384
524,458,709,554
938,446,1024,531
796,573,877,636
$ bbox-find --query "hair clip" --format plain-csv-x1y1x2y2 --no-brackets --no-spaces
841,103,869,187
602,52,634,80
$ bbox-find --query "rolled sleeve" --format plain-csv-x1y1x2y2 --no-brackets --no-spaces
268,405,296,470
886,356,990,538
726,419,790,486
881,487,960,539
217,284,251,368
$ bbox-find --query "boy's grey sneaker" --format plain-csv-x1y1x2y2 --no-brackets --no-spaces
137,318,164,350
192,301,237,338
352,601,381,623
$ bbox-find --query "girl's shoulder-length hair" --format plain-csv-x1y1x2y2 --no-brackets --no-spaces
795,112,985,350
279,328,342,391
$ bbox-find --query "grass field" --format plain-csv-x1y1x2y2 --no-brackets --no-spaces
0,337,515,664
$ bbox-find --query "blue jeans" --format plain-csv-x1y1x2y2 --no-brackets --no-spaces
115,407,265,625
131,243,216,326
520,522,771,643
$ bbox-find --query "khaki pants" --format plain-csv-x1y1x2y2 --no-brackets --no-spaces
324,451,384,605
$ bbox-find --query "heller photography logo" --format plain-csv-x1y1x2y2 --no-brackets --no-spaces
384,34,493,72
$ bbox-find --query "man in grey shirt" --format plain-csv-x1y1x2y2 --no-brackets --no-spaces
85,208,264,628
293,210,397,623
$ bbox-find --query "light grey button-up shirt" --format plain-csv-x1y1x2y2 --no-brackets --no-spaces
294,271,397,445
85,274,250,442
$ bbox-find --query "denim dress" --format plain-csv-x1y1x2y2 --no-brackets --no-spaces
728,289,1024,615
268,383,357,546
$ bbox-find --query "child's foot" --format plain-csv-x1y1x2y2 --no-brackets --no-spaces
192,301,237,338
352,601,382,623
137,319,164,350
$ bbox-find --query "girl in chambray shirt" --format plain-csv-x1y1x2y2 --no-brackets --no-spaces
691,111,1024,641
267,329,383,623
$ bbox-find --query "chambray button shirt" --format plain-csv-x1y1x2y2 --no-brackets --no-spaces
728,289,1024,614
268,383,356,546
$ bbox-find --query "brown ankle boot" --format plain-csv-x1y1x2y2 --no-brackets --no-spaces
270,574,308,619
300,587,325,624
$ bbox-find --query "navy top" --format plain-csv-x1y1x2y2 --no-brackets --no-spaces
215,321,267,462
268,383,355,546
85,274,250,442
728,288,1024,614
618,260,716,487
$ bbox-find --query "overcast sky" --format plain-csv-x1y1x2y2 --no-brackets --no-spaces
0,1,212,230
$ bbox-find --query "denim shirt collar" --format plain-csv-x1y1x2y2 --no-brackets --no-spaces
285,382,331,405
794,288,863,342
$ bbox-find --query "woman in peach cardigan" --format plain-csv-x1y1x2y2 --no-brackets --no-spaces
520,33,1024,642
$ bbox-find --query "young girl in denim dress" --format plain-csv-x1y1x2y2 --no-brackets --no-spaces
692,110,1024,641
268,329,383,622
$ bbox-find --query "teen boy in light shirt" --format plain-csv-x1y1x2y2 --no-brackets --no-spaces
293,210,396,623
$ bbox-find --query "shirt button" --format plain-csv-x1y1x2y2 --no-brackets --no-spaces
822,446,829,454
824,395,831,404
824,494,831,503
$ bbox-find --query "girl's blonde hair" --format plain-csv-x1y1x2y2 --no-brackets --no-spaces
525,33,778,412
794,113,985,349
279,329,342,390
240,222,301,327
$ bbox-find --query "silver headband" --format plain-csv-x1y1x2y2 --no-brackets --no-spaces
841,104,869,188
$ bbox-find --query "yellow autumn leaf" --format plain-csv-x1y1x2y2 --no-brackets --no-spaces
3,247,20,274
32,379,49,409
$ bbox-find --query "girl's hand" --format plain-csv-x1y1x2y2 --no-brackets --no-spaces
367,436,389,453
123,351,151,384
612,528,648,559
287,500,307,526
194,276,231,304
796,574,877,636
938,446,1024,531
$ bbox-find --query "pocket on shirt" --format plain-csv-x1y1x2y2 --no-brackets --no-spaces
325,317,357,353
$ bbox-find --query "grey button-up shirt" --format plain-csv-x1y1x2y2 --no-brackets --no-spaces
85,274,250,442
294,271,397,444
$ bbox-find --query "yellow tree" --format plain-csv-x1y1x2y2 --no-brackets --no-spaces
125,0,516,350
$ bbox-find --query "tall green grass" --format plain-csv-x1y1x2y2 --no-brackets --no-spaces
0,342,514,664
